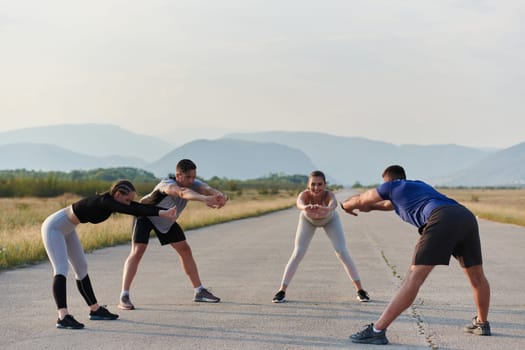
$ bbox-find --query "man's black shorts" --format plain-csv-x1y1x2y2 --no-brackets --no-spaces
413,205,482,268
132,216,186,245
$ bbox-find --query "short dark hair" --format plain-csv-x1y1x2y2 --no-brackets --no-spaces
176,159,197,173
309,170,326,183
382,165,406,180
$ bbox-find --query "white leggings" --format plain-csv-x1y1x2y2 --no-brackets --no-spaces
280,211,360,287
41,208,88,279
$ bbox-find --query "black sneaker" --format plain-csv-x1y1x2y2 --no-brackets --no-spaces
272,290,286,303
194,288,221,303
56,314,85,329
350,323,389,345
464,316,491,336
89,306,119,320
356,289,370,302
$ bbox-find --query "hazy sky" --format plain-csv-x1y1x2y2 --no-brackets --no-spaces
1,0,524,148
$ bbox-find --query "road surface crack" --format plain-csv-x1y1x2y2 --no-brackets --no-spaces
381,250,439,349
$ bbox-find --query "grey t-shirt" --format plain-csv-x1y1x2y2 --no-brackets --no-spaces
140,177,204,233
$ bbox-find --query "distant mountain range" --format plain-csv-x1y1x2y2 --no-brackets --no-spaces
0,124,523,186
225,131,494,185
0,124,173,160
0,142,146,171
148,138,318,181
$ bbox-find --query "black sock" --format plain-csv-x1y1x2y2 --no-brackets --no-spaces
53,274,67,309
76,274,98,306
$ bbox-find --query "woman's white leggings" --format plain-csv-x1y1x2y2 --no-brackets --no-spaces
41,208,88,279
41,209,99,309
280,211,360,287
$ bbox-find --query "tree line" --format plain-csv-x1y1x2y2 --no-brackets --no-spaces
0,168,340,197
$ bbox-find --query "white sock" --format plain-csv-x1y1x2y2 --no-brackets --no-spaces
121,291,129,297
373,326,383,333
194,285,204,293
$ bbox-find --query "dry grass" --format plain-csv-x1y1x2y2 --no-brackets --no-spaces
0,194,77,269
2,188,523,270
0,190,296,270
439,188,525,227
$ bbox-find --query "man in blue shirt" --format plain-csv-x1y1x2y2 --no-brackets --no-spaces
341,165,491,345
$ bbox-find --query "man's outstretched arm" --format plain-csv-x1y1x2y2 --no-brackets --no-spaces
341,189,392,215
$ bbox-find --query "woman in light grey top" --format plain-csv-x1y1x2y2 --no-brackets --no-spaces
272,170,369,303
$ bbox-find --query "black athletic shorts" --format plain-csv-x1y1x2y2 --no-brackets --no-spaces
132,216,186,245
413,205,483,268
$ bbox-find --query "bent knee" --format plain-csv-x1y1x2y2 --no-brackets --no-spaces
129,244,147,258
468,272,489,288
465,265,489,286
290,249,307,261
333,248,345,256
334,249,351,260
172,241,192,255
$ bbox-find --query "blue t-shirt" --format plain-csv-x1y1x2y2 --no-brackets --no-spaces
376,179,458,228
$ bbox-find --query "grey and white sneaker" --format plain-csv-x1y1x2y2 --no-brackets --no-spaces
464,316,491,336
356,289,370,302
350,323,388,345
194,288,221,303
272,290,286,303
118,294,135,310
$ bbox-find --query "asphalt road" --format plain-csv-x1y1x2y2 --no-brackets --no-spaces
1,190,524,349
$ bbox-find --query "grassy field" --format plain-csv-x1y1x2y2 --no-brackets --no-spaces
0,190,297,270
1,188,523,270
439,188,525,227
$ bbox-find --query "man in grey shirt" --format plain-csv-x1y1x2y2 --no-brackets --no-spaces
119,159,228,310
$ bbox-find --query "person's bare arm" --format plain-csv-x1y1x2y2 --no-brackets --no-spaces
364,200,393,212
299,191,337,218
325,192,338,210
158,206,178,221
194,182,229,208
312,191,337,215
341,189,392,216
296,190,310,210
163,183,209,201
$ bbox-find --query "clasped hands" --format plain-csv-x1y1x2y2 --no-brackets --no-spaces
205,193,228,209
